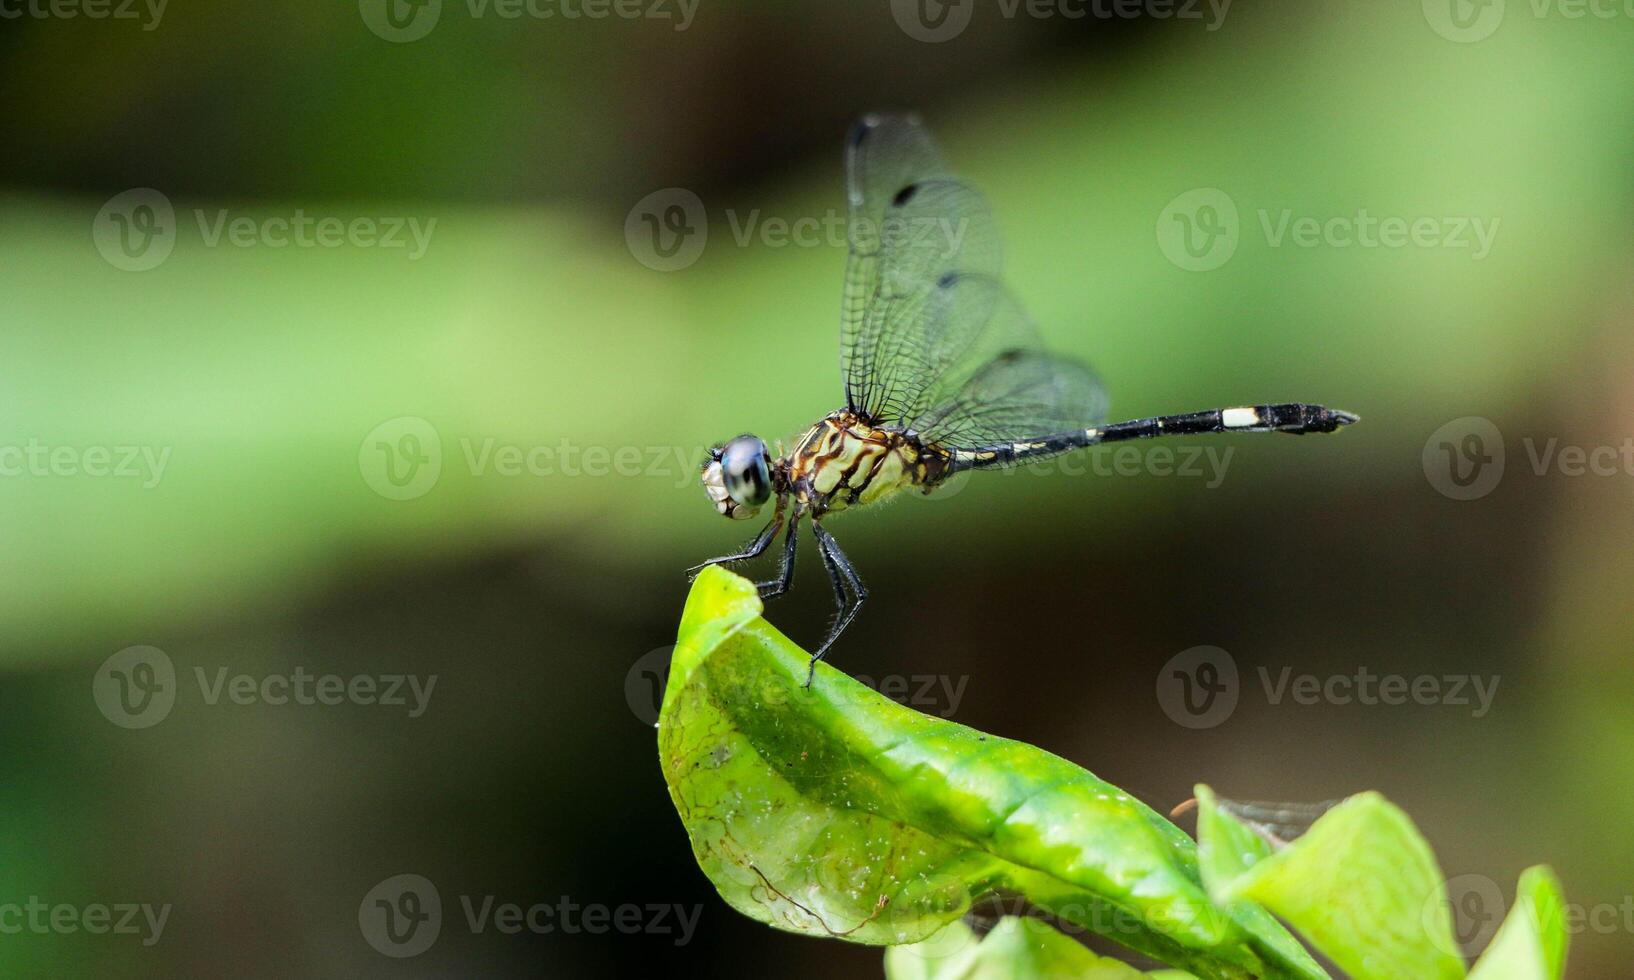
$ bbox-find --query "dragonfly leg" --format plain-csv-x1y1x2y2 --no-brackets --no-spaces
807,521,867,687
686,499,785,579
754,511,800,601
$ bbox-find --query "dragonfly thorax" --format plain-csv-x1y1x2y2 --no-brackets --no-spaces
786,410,951,516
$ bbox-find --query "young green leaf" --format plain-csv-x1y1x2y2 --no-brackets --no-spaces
1467,866,1569,980
884,917,1164,980
658,566,1324,979
1193,786,1322,975
1196,785,1466,980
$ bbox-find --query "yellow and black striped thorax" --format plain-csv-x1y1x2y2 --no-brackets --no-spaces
783,411,951,514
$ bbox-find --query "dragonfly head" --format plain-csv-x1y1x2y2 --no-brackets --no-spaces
702,434,772,520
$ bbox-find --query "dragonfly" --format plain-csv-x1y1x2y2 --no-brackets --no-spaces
692,114,1357,684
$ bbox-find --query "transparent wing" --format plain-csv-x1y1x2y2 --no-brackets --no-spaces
840,114,1001,422
909,275,1107,456
839,115,1105,455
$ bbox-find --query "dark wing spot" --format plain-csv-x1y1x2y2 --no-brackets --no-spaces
891,183,920,207
936,271,960,289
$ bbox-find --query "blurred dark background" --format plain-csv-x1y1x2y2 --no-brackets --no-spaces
3,1,1633,976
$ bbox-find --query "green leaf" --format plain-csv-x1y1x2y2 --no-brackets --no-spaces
884,917,1165,980
1196,785,1466,980
1193,787,1324,975
1467,866,1569,980
658,567,1324,979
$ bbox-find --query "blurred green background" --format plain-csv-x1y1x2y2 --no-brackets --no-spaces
3,0,1633,975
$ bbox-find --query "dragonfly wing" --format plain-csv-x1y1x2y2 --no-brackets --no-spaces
909,276,1108,458
840,115,1104,453
841,114,1002,424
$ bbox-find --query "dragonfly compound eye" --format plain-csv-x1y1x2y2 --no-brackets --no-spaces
720,435,771,512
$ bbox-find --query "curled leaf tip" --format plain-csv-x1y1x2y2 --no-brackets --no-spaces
659,569,1322,978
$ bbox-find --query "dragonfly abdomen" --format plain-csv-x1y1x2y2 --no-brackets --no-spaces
947,403,1359,472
